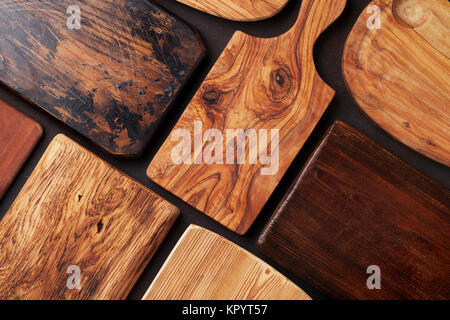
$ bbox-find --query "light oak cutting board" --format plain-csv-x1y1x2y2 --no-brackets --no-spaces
0,99,42,199
143,225,311,300
343,0,450,166
0,0,204,158
0,135,179,300
177,0,289,21
147,0,347,234
257,121,450,300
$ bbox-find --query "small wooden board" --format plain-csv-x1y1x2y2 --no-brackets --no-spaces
143,225,310,300
0,0,205,157
177,0,289,21
0,99,42,199
147,0,347,234
257,121,450,300
343,0,450,166
0,135,179,300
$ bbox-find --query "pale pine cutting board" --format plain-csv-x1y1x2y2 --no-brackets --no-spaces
343,0,450,166
0,135,179,300
177,0,289,21
147,0,347,234
143,225,310,300
0,99,42,199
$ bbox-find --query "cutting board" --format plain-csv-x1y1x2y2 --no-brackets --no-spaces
143,225,311,300
343,0,450,166
177,0,289,21
0,135,179,300
0,0,205,158
0,99,42,199
257,121,450,300
147,0,347,234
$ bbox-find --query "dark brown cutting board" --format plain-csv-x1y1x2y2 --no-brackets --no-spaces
0,99,42,199
0,135,179,300
147,0,347,234
257,121,450,300
0,0,205,157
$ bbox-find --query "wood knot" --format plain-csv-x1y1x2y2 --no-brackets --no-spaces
202,90,223,106
270,67,293,101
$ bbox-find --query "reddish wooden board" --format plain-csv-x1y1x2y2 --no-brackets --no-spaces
0,99,42,199
257,121,450,300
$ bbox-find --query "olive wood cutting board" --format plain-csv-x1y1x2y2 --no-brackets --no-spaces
143,225,311,300
257,121,450,300
147,0,347,234
0,99,42,199
0,135,179,300
343,0,450,166
0,0,205,158
176,0,289,21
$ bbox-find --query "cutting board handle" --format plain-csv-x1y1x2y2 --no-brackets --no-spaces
283,0,347,46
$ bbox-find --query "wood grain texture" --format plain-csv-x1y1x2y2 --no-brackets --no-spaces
147,0,347,234
343,0,450,166
143,225,311,300
0,0,205,158
177,0,289,21
0,134,179,300
0,99,42,199
257,121,450,300
393,0,450,58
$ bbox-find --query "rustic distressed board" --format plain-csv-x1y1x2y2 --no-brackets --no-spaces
147,0,347,234
257,121,450,300
343,0,450,166
0,99,42,199
143,225,311,300
0,0,205,158
0,134,179,300
177,0,289,21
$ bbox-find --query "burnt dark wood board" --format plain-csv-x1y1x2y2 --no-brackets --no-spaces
0,99,42,200
257,121,450,300
0,0,205,157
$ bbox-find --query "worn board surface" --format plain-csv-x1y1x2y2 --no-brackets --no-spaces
147,0,347,234
343,0,450,166
257,121,450,300
0,134,179,300
177,0,289,21
143,225,311,300
0,0,205,157
0,99,42,199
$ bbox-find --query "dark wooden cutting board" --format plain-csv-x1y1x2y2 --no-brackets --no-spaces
147,0,347,234
0,0,205,157
257,121,450,300
143,225,311,300
0,135,179,300
0,99,42,199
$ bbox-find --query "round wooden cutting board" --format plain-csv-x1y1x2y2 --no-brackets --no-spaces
343,0,450,166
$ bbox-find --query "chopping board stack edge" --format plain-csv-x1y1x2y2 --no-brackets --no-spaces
176,0,290,21
343,0,450,166
0,99,43,200
0,134,179,300
0,0,205,158
147,0,347,235
143,225,311,300
257,121,450,300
